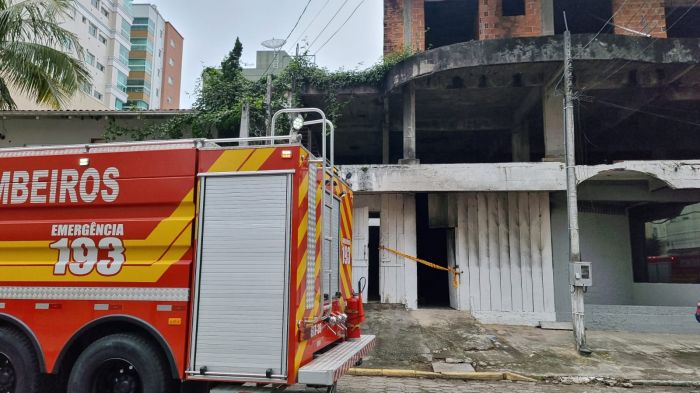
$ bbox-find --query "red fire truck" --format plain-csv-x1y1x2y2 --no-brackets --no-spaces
0,109,374,393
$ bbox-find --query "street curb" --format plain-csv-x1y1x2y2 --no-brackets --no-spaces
529,375,700,388
631,380,700,388
347,368,537,383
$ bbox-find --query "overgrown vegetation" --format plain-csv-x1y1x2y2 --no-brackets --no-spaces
106,38,411,141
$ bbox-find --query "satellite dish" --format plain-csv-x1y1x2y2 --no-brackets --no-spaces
262,38,286,50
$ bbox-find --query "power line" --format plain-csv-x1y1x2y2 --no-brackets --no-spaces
581,0,630,51
260,0,314,79
289,0,331,51
594,99,700,127
583,0,699,91
314,0,367,55
307,0,351,50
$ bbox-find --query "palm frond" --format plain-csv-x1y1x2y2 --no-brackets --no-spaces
0,77,17,110
0,0,90,109
0,41,90,109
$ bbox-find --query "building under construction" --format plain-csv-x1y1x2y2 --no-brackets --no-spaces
300,0,700,332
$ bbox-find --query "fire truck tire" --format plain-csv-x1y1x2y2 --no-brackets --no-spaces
67,333,172,393
0,326,41,393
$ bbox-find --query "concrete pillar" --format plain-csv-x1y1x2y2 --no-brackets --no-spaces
543,85,565,162
403,194,418,310
239,102,250,146
541,0,554,36
383,96,390,164
400,82,419,165
512,124,531,162
403,0,413,49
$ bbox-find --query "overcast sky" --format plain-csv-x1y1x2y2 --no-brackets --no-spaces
139,0,384,108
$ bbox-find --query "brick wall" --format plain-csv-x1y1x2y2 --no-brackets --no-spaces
612,0,667,38
384,0,425,55
479,0,543,40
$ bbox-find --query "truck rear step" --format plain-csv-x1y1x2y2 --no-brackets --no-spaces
298,334,376,386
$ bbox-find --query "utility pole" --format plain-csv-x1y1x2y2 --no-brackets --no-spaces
265,74,273,138
563,15,591,356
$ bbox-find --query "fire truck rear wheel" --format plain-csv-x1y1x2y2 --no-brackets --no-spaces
67,333,172,393
0,326,41,393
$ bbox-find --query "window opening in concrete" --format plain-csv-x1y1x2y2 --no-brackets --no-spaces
553,0,613,34
665,6,700,38
576,99,700,165
416,194,450,308
368,213,381,302
425,0,479,49
630,202,700,284
502,0,526,16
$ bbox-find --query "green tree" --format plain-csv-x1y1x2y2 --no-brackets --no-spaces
106,41,412,141
0,0,90,110
221,37,243,81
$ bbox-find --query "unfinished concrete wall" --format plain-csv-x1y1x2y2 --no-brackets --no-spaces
579,210,635,305
384,0,426,54
479,0,543,40
552,183,700,324
612,0,668,38
633,283,700,306
0,116,182,147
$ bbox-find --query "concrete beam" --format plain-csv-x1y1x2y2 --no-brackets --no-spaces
576,160,700,190
341,161,700,193
341,163,566,192
386,35,700,92
399,82,419,165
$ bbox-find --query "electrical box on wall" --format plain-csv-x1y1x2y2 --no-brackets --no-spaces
570,262,593,287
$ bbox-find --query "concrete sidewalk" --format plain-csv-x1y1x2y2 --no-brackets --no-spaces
358,305,700,383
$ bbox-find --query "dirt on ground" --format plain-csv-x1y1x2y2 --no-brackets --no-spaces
358,304,700,382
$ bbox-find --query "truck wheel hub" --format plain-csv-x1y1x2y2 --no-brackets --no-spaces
93,359,140,393
0,354,15,391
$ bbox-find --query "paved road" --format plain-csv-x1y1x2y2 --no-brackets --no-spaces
287,376,698,392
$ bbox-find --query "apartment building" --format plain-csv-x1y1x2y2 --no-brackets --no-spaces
162,22,184,109
126,4,183,110
298,0,700,332
12,0,133,110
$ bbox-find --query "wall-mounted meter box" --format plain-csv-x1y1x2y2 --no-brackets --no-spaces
570,262,593,287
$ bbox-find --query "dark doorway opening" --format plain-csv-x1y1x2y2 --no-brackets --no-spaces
554,0,613,34
666,7,700,38
416,194,450,307
425,0,479,49
368,213,381,302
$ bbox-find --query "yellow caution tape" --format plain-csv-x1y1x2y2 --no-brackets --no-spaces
379,246,461,288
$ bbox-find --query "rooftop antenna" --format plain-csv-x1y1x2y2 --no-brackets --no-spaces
262,38,286,50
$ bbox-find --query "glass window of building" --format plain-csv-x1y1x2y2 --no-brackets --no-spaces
167,76,173,86
115,99,125,110
89,22,97,37
121,18,130,40
99,35,107,45
101,7,109,17
117,71,128,93
93,90,103,100
168,58,175,66
631,202,700,284
96,62,105,72
85,51,95,66
170,39,176,48
119,44,129,65
91,0,100,9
